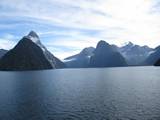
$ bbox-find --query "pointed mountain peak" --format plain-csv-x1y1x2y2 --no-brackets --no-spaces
28,31,39,38
25,31,40,44
127,42,134,46
121,42,135,49
23,31,46,52
128,41,133,44
123,41,134,47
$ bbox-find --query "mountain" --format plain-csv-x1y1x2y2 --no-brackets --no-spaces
119,42,153,65
64,47,95,68
144,46,160,65
0,49,8,58
89,40,127,67
154,59,160,66
0,31,65,71
64,41,154,67
26,31,65,68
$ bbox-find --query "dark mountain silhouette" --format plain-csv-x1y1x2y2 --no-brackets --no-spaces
89,40,127,67
0,49,8,58
0,31,65,71
119,42,153,65
154,59,160,66
64,47,95,68
144,46,160,65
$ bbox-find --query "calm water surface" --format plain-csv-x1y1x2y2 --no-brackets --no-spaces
0,67,160,120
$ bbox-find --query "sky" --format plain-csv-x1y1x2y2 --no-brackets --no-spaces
0,0,160,59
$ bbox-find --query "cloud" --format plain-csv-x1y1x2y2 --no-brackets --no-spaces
0,0,160,59
46,45,81,59
0,39,16,50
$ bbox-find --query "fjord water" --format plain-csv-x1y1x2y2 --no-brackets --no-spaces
0,67,160,120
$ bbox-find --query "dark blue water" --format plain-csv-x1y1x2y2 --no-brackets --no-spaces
0,67,160,120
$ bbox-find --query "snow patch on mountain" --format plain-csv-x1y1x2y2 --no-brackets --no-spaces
24,31,46,52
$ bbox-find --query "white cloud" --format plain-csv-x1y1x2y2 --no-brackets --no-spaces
0,39,16,50
0,0,160,58
0,33,17,49
47,46,80,60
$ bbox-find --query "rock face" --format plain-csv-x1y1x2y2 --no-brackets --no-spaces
119,42,153,65
144,46,160,65
0,31,65,71
64,47,95,68
89,40,127,67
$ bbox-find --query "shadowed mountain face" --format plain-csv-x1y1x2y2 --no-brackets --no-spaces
0,31,65,71
89,40,127,67
64,47,95,68
0,49,8,58
145,46,160,65
154,59,160,66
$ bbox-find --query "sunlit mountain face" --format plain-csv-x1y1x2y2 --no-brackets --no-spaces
0,0,160,59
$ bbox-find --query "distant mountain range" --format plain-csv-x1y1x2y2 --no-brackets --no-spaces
0,31,65,71
64,41,156,68
119,42,153,65
0,31,160,71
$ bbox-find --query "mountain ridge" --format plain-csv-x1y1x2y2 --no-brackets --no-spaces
0,31,159,70
64,41,154,67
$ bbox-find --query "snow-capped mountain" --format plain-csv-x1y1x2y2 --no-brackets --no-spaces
64,41,154,67
25,31,65,68
25,31,46,51
119,42,153,65
0,31,65,71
